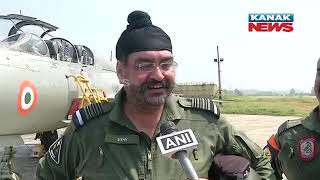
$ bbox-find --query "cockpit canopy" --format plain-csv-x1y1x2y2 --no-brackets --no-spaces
0,14,96,66
74,45,94,65
45,38,95,65
0,32,95,66
47,38,78,63
0,33,49,56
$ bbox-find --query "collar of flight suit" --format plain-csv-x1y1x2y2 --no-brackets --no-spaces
162,94,184,121
107,88,185,130
302,106,320,134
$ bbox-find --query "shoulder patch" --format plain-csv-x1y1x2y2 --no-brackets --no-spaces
49,136,63,164
298,136,318,161
72,101,114,130
178,97,220,118
277,119,302,136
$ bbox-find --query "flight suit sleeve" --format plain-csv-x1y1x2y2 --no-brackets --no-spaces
216,117,276,180
34,124,80,180
265,134,283,180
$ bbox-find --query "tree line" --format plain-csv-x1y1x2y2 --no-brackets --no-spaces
224,87,315,96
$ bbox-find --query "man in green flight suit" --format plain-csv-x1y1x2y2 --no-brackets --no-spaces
35,10,275,180
266,58,320,180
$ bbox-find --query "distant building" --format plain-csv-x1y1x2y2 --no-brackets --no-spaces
174,82,218,99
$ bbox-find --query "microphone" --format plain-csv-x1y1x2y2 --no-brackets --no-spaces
156,121,199,180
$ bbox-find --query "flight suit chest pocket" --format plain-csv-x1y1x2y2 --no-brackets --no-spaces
80,134,141,180
103,134,142,179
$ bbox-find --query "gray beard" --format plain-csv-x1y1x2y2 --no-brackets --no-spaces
144,93,169,106
125,83,175,107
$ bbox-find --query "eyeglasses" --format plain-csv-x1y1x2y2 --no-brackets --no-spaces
135,61,178,73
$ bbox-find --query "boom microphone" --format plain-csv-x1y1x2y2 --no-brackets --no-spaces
156,121,199,180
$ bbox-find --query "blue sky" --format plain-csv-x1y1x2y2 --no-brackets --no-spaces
1,0,319,92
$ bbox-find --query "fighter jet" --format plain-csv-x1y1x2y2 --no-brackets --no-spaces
0,14,121,179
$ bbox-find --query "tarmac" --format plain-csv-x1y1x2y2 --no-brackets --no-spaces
0,129,65,180
8,144,41,180
0,114,294,180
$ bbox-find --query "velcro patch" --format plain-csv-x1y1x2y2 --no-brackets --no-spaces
298,136,318,161
49,136,63,164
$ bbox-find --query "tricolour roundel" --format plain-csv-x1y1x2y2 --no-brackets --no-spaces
17,80,38,116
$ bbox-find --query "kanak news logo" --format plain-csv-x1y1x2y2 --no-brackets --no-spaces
248,13,294,32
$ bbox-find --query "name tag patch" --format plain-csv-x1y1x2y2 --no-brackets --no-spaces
105,135,139,144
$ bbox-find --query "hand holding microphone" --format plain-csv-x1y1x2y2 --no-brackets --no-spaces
156,121,199,180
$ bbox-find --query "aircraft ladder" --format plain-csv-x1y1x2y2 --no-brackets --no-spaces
66,74,108,109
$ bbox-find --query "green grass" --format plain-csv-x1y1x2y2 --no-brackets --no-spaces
219,96,318,117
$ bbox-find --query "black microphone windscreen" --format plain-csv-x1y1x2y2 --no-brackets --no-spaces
160,121,178,135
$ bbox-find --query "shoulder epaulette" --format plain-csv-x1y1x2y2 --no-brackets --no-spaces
277,119,302,136
178,97,220,119
72,101,114,130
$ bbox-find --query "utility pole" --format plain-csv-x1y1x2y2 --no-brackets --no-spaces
214,45,223,105
109,50,113,61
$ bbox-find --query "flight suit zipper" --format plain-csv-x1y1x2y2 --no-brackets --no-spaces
98,146,104,167
150,142,158,180
147,150,152,170
143,149,153,180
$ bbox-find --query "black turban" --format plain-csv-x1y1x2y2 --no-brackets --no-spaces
116,10,172,61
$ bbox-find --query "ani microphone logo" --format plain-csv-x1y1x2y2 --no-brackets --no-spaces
248,13,294,32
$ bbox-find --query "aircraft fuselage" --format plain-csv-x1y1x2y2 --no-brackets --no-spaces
0,49,120,135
